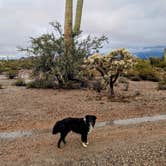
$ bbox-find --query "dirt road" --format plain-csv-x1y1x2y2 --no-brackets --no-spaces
0,77,166,165
0,121,165,165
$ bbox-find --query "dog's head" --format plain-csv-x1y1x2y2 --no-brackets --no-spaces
85,115,97,127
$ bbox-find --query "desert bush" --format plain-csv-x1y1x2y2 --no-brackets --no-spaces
127,60,160,82
26,79,55,89
60,81,82,89
125,69,141,81
18,58,34,69
156,61,166,70
19,21,108,89
14,79,26,86
138,69,160,82
149,57,166,70
83,80,104,92
129,75,142,81
0,58,34,73
158,77,166,90
6,70,18,79
0,64,3,73
149,57,161,66
136,61,160,81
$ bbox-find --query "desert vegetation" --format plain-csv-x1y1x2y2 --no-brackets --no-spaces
0,1,166,165
14,79,26,87
83,48,136,96
0,0,165,95
0,58,34,80
1,46,166,96
1,44,166,94
158,77,166,90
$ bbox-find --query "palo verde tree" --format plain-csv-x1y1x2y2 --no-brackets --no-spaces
19,22,108,87
83,48,136,97
19,0,108,88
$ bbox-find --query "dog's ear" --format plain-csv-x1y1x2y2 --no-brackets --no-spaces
85,115,89,118
93,116,97,123
85,115,97,120
92,115,97,120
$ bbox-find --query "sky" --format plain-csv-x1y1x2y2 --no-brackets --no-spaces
0,0,166,58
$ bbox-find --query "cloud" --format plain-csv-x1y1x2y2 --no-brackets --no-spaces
83,0,166,48
0,0,166,57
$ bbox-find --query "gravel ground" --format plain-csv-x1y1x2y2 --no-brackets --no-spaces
0,77,166,165
0,121,165,165
0,79,165,131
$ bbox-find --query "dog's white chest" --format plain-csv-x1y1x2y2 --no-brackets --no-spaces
88,124,93,133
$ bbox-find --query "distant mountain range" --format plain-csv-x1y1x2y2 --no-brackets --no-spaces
131,46,165,59
0,46,166,60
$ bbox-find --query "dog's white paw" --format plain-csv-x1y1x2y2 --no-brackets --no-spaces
82,142,87,148
85,142,89,145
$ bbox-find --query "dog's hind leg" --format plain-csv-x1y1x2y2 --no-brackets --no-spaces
57,137,63,148
62,132,68,144
57,132,68,148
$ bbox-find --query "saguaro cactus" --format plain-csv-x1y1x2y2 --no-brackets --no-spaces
74,0,84,34
64,0,73,53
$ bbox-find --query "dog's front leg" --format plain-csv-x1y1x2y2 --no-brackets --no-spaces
81,133,88,147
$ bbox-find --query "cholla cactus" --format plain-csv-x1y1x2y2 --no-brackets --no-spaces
84,48,136,97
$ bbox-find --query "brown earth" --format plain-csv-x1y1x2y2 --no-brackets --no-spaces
0,121,165,165
0,76,166,165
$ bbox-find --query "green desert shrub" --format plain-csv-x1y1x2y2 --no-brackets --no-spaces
19,21,108,89
60,81,82,89
125,70,141,81
149,57,161,66
14,79,26,86
157,61,166,71
0,65,3,74
149,57,166,69
0,58,34,73
139,71,160,82
6,70,18,79
158,77,166,90
127,60,160,82
26,79,55,89
130,75,142,81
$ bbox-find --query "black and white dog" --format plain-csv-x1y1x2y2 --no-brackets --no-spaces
52,115,97,148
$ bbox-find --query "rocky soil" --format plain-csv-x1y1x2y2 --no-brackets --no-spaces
0,76,166,165
0,121,165,165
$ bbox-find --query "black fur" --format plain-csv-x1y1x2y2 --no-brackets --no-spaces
52,115,97,148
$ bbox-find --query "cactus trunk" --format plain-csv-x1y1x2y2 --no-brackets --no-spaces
64,0,73,54
74,0,83,34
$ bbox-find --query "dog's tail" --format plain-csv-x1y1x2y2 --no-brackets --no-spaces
52,121,61,135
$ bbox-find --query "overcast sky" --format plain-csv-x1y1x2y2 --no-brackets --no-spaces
0,0,166,58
